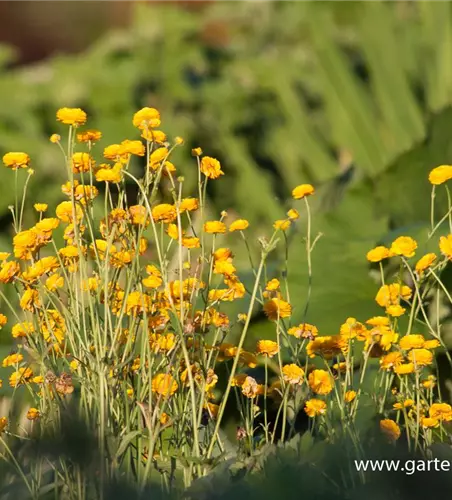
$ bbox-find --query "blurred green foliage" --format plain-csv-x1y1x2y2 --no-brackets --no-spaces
0,1,452,337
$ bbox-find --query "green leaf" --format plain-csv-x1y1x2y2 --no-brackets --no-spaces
116,430,142,458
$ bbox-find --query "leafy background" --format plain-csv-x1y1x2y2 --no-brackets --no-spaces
0,0,452,349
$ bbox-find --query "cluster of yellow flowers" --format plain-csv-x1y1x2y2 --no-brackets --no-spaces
0,105,451,483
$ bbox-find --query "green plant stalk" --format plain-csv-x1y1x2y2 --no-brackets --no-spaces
206,243,272,459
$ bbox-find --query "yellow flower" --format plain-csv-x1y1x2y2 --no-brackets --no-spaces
237,313,247,323
70,360,79,371
2,353,24,367
161,160,177,175
56,108,87,126
407,348,433,367
415,253,436,275
72,152,95,174
166,223,183,241
182,236,200,249
429,403,452,422
56,201,83,223
34,203,48,213
304,399,327,417
90,240,117,260
256,340,279,358
149,333,176,353
386,305,405,317
13,229,38,259
229,219,249,232
27,408,40,421
152,204,177,223
287,208,299,220
390,236,417,258
422,375,436,389
46,273,64,292
340,317,367,339
77,129,102,143
151,373,178,397
306,335,347,359
345,390,357,403
0,417,7,433
192,147,203,156
424,339,440,349
204,221,227,234
292,184,315,199
393,399,414,410
282,364,305,385
367,328,398,352
273,219,291,231
12,322,34,338
439,234,452,259
82,277,99,292
22,256,60,282
200,156,224,179
149,147,169,169
103,144,126,161
180,198,199,212
366,246,390,263
399,334,425,350
380,351,403,370
20,289,40,312
394,362,415,375
9,367,33,387
50,134,61,143
96,163,123,183
133,107,161,129
265,278,280,291
308,369,333,395
263,298,292,320
428,165,452,185
0,314,7,328
421,417,439,428
141,129,167,144
213,260,236,276
0,261,20,283
3,152,30,170
156,411,170,427
74,185,98,204
142,274,163,289
375,283,412,308
380,419,401,441
36,217,59,233
214,248,233,261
